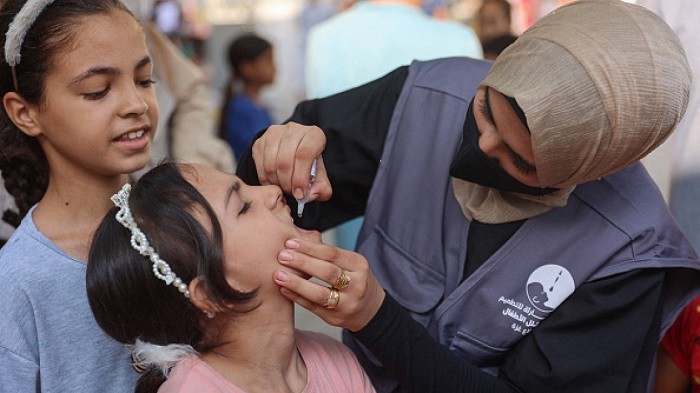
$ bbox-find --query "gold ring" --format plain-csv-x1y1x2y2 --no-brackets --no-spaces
324,288,340,309
334,270,351,289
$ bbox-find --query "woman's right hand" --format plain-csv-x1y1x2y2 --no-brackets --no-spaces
273,238,386,332
252,122,332,203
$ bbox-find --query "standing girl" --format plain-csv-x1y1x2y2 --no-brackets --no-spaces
218,34,276,161
0,0,158,391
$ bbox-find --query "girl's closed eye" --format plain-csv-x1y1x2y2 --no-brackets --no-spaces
83,86,110,100
138,78,156,88
239,201,251,215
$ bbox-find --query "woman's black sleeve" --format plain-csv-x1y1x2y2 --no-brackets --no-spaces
353,294,520,393
352,269,664,393
236,67,409,231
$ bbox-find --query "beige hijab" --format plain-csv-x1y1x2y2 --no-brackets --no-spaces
454,0,692,223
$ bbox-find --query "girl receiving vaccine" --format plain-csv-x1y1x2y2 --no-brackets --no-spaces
87,162,375,393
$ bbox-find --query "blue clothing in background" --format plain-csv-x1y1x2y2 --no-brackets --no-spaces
306,2,482,98
0,206,138,393
224,94,274,159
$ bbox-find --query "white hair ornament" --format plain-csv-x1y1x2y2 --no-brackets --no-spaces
4,0,57,90
111,183,191,298
131,338,197,377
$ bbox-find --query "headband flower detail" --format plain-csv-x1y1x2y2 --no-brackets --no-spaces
111,183,190,298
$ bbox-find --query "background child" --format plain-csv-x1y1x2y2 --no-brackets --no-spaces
86,162,375,393
654,295,700,393
0,0,158,390
218,34,276,161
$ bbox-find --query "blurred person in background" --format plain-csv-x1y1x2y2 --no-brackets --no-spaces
125,0,234,175
218,34,276,162
305,0,482,251
306,0,482,98
477,0,513,43
654,295,700,393
141,21,235,176
151,0,182,43
299,0,338,87
300,0,338,44
179,0,212,66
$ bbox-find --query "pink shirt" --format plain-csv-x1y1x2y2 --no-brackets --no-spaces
159,330,376,393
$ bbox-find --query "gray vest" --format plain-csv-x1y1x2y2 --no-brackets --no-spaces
348,57,700,390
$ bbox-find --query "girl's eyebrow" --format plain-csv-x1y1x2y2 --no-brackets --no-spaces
135,55,152,70
69,56,151,85
69,66,120,85
224,181,241,209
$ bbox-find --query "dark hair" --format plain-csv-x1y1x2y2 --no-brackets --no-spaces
86,162,258,392
226,34,273,81
0,0,132,228
217,33,272,140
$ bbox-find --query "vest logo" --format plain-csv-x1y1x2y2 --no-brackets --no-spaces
497,264,576,336
526,264,575,312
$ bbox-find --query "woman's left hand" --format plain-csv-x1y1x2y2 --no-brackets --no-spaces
273,238,386,332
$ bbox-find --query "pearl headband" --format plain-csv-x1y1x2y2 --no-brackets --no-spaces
112,183,191,298
4,0,57,91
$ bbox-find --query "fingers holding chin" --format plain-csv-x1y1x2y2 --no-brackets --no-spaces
278,285,348,329
283,266,311,280
274,270,329,308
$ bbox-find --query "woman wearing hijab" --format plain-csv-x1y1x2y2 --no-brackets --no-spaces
235,1,700,391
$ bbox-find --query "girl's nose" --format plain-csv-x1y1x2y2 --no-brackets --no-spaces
261,184,283,208
120,85,149,118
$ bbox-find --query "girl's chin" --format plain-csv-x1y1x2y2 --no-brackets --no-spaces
295,227,322,243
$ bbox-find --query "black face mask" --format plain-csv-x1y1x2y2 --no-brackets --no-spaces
449,100,558,196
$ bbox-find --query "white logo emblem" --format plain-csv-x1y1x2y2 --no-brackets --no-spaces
526,264,575,312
